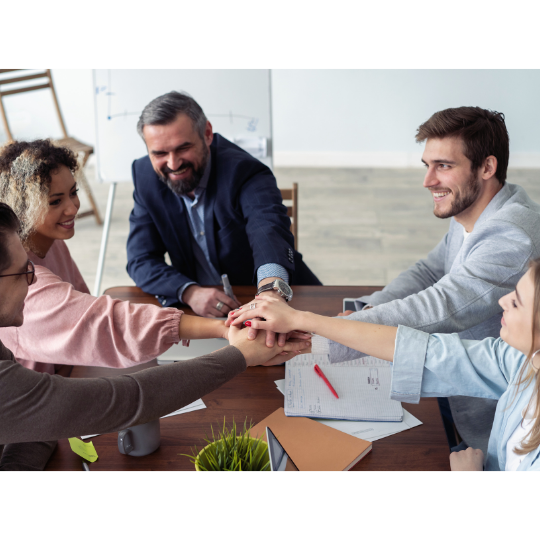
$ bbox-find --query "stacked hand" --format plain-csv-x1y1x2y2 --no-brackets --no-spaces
226,296,304,336
227,324,311,366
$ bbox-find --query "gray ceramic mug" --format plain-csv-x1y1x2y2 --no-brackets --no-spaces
118,419,161,457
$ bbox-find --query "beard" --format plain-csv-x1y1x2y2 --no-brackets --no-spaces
156,147,209,196
433,170,482,219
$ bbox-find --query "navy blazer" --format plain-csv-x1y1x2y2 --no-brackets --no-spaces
127,134,320,307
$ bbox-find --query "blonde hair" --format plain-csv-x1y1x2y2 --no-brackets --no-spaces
0,139,78,243
512,258,540,455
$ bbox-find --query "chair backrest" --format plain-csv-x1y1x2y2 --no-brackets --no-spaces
0,69,68,141
280,183,298,250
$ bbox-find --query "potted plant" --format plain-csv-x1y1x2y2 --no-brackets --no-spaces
183,418,270,471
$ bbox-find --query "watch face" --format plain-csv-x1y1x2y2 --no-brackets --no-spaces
276,280,292,299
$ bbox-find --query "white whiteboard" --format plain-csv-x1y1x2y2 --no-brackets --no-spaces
93,69,273,183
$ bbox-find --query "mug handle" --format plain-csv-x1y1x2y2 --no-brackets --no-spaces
118,429,134,455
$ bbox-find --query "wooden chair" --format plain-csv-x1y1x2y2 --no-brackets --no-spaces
0,69,102,224
280,182,298,250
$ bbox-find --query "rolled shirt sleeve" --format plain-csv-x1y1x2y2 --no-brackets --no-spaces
390,326,430,403
390,325,527,405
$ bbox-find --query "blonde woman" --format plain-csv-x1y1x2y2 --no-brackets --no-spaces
229,261,540,471
0,140,310,374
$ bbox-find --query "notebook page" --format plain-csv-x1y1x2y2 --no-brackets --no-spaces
285,354,402,422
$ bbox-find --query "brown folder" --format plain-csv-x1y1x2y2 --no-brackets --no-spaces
251,408,372,471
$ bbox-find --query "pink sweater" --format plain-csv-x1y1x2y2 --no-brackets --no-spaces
0,240,182,374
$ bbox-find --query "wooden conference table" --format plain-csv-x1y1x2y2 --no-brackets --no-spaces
46,285,450,471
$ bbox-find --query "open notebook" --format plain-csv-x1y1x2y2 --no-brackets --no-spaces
284,353,403,422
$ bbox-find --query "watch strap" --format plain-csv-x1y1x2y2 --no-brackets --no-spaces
257,282,275,295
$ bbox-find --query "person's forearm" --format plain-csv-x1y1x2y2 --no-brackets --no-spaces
297,312,397,362
0,346,246,445
178,315,226,340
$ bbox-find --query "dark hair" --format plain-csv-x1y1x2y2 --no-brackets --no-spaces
415,107,509,185
137,91,207,140
0,202,21,272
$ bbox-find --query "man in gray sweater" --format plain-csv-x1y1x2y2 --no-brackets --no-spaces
0,202,308,470
314,106,540,454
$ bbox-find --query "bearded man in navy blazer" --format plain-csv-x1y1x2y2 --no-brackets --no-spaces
127,91,321,326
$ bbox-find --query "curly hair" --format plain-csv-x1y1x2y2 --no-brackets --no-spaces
0,139,79,242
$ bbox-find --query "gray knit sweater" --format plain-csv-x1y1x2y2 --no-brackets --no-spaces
0,340,246,470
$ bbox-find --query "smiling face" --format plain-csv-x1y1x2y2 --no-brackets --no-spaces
39,166,79,238
143,114,213,197
28,165,80,256
499,269,540,361
0,232,35,327
422,137,484,220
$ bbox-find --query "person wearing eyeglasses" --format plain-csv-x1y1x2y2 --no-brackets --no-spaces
0,202,310,470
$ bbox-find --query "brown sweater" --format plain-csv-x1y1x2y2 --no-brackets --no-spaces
0,339,246,470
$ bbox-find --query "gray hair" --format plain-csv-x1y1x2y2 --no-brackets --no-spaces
137,91,208,140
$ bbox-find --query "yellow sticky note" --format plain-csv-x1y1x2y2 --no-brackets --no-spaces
68,437,99,463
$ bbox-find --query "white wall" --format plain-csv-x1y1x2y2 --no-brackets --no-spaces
1,69,539,168
272,69,540,167
0,70,95,148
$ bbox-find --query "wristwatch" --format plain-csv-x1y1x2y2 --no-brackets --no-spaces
257,279,293,302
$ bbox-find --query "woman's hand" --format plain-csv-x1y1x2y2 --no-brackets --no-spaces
227,296,305,335
449,447,484,471
227,324,311,367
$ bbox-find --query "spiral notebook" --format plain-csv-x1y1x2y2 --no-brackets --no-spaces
284,354,403,422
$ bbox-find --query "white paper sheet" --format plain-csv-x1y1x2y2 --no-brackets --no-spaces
275,379,421,442
161,399,206,418
80,399,206,439
284,354,403,422
316,409,422,442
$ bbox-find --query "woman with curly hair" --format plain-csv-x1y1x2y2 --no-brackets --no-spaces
0,139,310,374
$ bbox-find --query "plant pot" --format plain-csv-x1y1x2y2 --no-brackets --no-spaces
194,437,269,471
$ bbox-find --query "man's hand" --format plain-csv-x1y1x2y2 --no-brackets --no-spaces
183,285,240,318
449,447,484,471
249,277,289,347
228,325,311,367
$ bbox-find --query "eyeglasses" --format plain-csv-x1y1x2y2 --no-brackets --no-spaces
0,260,35,285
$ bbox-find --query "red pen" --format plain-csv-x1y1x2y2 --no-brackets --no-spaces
314,364,339,399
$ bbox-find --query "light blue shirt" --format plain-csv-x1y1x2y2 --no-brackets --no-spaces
177,156,289,303
392,326,540,471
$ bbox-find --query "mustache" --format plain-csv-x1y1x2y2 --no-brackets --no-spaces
162,162,193,175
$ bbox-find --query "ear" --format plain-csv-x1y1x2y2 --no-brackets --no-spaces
204,121,213,147
481,155,498,181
